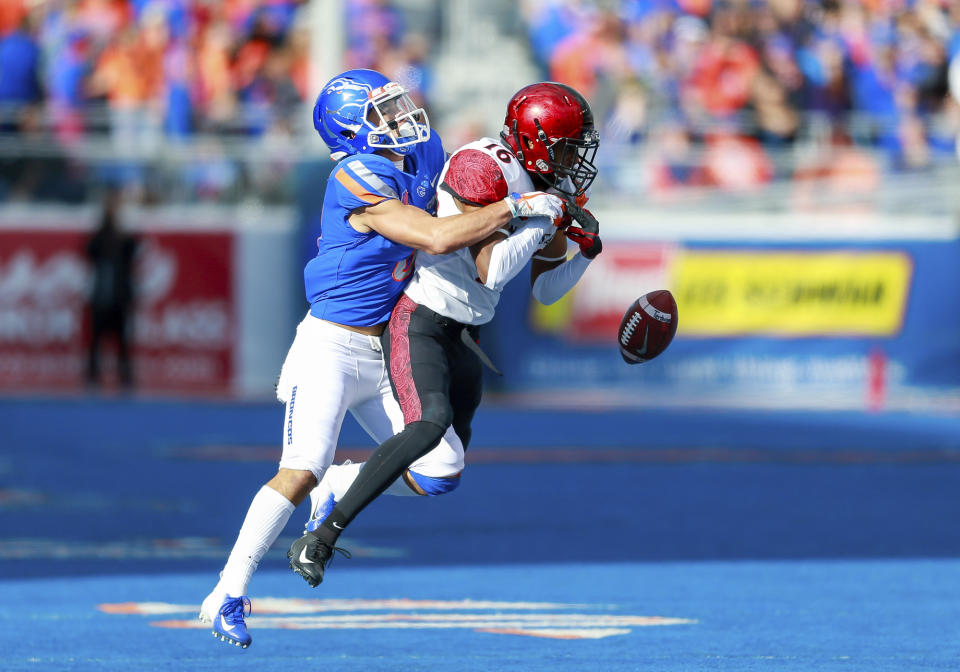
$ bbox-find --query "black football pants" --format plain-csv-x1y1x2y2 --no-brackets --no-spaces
321,294,483,536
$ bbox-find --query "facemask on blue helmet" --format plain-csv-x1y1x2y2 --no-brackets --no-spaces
313,69,431,161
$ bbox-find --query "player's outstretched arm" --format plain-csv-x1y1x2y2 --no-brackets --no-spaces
530,232,569,282
350,192,564,256
472,217,559,289
529,205,602,305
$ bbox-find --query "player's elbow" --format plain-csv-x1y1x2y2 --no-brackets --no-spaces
531,276,559,305
484,269,507,292
424,233,459,256
532,288,561,305
432,244,459,256
408,233,450,256
423,242,455,256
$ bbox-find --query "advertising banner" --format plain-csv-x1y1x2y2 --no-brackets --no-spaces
128,231,234,393
0,224,234,394
489,237,960,410
671,250,912,337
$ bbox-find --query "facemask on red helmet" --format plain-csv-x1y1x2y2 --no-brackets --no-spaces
500,82,599,198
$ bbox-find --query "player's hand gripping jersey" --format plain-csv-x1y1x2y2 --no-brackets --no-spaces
303,133,446,327
403,138,554,325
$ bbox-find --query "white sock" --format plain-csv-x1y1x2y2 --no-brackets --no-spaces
218,485,295,596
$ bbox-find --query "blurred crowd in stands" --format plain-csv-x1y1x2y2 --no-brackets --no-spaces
0,0,432,201
1,0,959,204
0,0,315,201
521,0,960,199
0,0,309,139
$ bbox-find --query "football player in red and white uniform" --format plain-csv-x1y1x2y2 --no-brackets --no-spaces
289,83,602,587
199,69,565,644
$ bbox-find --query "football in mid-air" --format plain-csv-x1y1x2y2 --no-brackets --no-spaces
618,290,678,364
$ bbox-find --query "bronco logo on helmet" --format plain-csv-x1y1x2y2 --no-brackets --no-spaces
313,69,431,161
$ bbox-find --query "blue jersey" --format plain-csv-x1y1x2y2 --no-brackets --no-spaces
304,134,446,326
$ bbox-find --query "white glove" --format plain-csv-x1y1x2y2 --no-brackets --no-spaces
503,191,565,223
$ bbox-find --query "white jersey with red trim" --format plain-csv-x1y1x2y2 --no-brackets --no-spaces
403,137,538,325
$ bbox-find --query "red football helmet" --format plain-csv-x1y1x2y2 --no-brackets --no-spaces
500,82,600,197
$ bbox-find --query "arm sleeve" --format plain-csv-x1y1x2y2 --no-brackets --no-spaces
483,217,555,292
531,252,592,305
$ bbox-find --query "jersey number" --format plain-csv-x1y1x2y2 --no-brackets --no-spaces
485,144,513,165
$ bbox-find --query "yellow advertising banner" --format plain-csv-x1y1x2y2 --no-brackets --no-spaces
673,251,912,336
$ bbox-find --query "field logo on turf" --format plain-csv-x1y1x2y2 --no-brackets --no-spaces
99,598,697,640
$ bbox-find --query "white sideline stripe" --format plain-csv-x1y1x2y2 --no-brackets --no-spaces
152,614,695,636
478,627,632,639
108,598,698,640
100,598,589,615
246,613,695,627
252,597,587,613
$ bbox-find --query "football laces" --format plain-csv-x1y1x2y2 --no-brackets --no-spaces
620,312,642,346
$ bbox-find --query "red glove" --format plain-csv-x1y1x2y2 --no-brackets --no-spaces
563,199,601,258
565,226,602,259
565,200,599,235
557,193,590,228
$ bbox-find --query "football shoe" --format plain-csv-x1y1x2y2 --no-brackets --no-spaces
287,531,351,587
211,595,252,648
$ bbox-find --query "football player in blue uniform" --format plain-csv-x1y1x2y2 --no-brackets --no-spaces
198,68,565,648
287,81,601,592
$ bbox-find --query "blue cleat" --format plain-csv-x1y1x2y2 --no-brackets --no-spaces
306,492,336,532
212,595,252,648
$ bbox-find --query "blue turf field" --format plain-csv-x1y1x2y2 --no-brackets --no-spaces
2,397,960,670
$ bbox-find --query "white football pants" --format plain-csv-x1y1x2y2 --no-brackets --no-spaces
275,313,464,482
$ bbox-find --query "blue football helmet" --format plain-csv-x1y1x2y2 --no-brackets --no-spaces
313,69,430,161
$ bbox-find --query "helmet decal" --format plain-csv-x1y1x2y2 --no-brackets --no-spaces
500,82,600,197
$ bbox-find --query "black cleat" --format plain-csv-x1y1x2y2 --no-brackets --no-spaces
287,531,351,587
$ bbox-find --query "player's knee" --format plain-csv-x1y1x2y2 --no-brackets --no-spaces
406,420,447,451
407,470,462,496
452,422,472,450
270,468,317,504
419,393,454,430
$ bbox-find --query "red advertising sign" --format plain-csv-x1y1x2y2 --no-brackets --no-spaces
533,242,676,343
0,227,234,394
